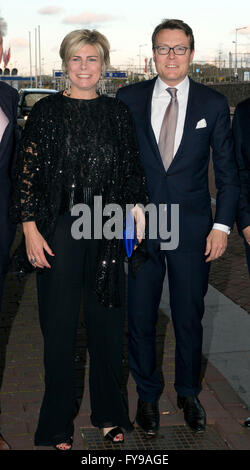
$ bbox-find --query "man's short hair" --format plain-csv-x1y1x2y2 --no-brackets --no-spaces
152,19,195,52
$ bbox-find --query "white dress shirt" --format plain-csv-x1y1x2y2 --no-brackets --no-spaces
0,106,9,143
151,75,230,235
151,75,189,156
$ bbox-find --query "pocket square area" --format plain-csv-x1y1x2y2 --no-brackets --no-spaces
196,118,207,129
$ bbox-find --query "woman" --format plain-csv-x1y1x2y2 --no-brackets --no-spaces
11,29,147,449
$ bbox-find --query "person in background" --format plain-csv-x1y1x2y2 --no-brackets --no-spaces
232,97,250,274
0,29,18,451
11,29,147,449
117,18,239,436
232,97,250,430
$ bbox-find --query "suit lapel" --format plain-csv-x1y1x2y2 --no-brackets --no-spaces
144,76,198,172
140,76,200,172
0,106,11,150
144,77,166,169
0,84,14,151
0,83,13,122
166,77,196,172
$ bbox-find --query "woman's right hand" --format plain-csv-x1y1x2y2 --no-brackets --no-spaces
131,204,146,246
23,221,54,269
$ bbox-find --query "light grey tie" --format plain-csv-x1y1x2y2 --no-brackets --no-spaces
158,88,178,171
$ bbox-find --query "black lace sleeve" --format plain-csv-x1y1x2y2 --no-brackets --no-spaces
10,100,46,224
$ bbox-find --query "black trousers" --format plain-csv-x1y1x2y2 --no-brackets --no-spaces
244,239,250,275
34,213,132,446
128,242,210,402
0,216,16,312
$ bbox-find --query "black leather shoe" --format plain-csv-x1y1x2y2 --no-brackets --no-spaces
177,395,206,432
136,399,160,436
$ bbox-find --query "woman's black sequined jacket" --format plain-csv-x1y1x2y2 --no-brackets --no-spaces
10,91,148,307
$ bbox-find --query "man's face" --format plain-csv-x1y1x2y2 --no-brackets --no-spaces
153,28,194,86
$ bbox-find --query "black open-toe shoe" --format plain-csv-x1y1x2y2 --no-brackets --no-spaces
53,437,73,450
104,427,124,443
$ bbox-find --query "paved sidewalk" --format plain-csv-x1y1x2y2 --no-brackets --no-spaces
0,224,250,450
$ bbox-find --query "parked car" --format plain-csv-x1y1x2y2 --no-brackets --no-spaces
17,88,58,130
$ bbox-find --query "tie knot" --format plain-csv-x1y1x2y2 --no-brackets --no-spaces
167,87,177,99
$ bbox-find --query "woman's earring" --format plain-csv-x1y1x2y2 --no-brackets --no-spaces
64,72,71,96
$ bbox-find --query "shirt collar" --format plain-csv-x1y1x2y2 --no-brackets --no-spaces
153,75,189,98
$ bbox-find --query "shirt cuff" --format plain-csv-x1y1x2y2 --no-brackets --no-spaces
213,223,231,235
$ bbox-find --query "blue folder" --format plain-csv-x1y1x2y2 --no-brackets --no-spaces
123,210,138,257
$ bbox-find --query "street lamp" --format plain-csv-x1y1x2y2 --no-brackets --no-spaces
234,26,247,76
139,44,147,74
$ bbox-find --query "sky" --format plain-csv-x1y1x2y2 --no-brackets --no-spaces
0,0,250,75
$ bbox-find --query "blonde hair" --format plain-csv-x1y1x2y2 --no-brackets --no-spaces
60,29,110,74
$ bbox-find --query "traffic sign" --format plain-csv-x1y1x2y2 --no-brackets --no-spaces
0,76,35,81
105,72,127,78
51,70,127,79
53,71,63,78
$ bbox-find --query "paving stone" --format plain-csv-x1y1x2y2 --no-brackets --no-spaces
208,381,243,405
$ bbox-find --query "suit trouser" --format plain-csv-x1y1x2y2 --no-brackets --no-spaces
0,203,16,312
244,239,250,275
34,212,132,446
128,245,210,402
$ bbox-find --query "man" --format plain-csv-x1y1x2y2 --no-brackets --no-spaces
232,98,250,274
232,98,250,432
117,19,239,435
0,31,18,450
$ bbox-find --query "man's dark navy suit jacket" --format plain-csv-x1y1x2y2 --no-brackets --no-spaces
232,97,250,233
117,76,239,252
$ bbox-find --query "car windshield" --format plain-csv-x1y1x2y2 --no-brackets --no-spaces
23,93,52,107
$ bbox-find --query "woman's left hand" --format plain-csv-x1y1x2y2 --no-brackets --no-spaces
131,204,145,247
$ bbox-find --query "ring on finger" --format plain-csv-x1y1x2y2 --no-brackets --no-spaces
30,257,37,266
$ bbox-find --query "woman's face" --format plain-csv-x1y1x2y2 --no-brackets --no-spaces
67,43,102,96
